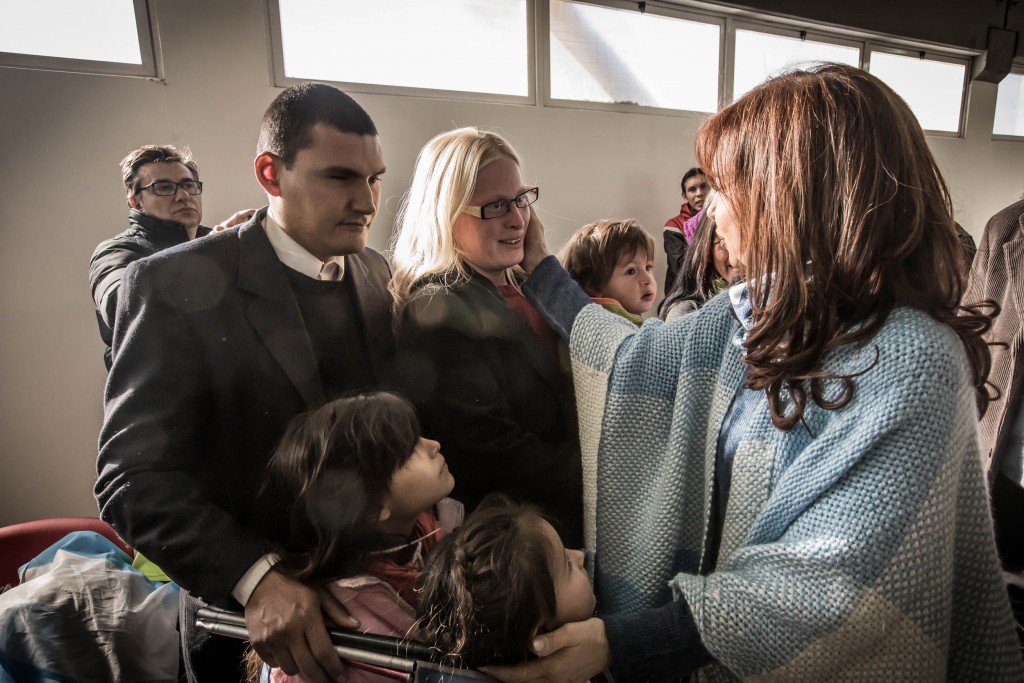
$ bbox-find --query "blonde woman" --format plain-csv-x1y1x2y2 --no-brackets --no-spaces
389,128,582,547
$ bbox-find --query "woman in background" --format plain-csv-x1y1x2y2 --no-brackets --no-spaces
658,190,742,322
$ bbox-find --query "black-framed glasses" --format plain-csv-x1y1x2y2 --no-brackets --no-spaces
463,187,539,220
136,179,203,196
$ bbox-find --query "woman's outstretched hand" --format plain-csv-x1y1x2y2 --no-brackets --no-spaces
521,209,550,275
482,617,610,683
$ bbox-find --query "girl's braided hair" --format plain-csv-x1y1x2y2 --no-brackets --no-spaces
416,495,557,669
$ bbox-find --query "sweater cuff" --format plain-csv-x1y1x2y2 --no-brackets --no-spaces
522,255,592,342
604,599,714,682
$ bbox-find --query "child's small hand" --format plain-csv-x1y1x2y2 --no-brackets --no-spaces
521,210,550,274
481,617,610,683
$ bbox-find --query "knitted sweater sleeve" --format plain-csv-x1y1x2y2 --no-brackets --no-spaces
604,599,713,681
572,304,1024,680
522,255,594,341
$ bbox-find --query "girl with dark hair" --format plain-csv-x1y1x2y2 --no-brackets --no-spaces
658,190,742,322
488,64,1022,681
417,496,596,670
250,392,457,683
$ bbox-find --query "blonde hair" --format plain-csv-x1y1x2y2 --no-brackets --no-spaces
389,127,523,315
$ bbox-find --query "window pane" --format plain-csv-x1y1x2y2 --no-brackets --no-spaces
278,0,528,96
550,0,719,112
869,52,964,133
994,73,1024,137
0,0,142,64
733,29,859,100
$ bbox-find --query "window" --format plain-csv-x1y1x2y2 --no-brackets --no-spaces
868,51,966,133
272,0,530,99
266,0,974,130
732,27,860,100
993,72,1024,138
0,0,155,77
548,0,720,113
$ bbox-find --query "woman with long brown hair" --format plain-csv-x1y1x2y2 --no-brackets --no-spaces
486,64,1022,682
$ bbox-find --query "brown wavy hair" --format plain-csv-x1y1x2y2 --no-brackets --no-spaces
695,63,994,429
415,496,557,669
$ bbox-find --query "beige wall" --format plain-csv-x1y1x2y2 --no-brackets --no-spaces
1,0,1022,525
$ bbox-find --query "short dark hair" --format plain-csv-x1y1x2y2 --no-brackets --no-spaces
259,392,420,584
120,145,198,196
680,166,704,193
257,82,378,166
417,496,558,668
557,218,655,296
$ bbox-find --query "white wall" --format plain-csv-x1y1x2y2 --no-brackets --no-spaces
1,0,1022,525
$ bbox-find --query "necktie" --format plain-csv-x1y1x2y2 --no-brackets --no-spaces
318,261,341,281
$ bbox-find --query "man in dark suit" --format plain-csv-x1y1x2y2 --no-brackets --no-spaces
963,197,1024,646
95,83,392,681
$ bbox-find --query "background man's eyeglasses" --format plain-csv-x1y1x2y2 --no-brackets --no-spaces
463,187,539,220
137,180,204,196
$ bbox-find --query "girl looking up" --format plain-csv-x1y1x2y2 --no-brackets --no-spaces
252,392,457,683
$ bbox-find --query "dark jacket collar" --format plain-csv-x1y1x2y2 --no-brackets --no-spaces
128,208,210,248
412,266,562,391
234,207,395,409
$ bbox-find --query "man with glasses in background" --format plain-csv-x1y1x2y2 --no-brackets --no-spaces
88,145,253,369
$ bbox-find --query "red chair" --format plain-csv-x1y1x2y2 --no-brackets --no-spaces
0,517,132,589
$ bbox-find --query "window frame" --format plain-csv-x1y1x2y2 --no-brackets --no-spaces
991,67,1024,142
0,0,159,78
266,0,537,105
541,0,725,118
262,0,978,137
728,19,863,104
865,44,970,138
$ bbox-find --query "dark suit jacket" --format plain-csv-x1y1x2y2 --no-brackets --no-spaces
394,272,583,547
95,209,394,604
964,198,1024,484
89,209,211,369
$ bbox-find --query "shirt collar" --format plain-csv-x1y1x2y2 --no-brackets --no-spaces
729,279,754,350
263,210,346,281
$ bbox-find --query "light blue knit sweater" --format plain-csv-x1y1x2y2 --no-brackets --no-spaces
529,257,1023,680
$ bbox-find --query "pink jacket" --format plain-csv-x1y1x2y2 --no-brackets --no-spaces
269,503,464,683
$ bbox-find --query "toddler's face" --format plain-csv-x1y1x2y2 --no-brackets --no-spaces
538,519,596,627
600,248,657,315
382,437,456,527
